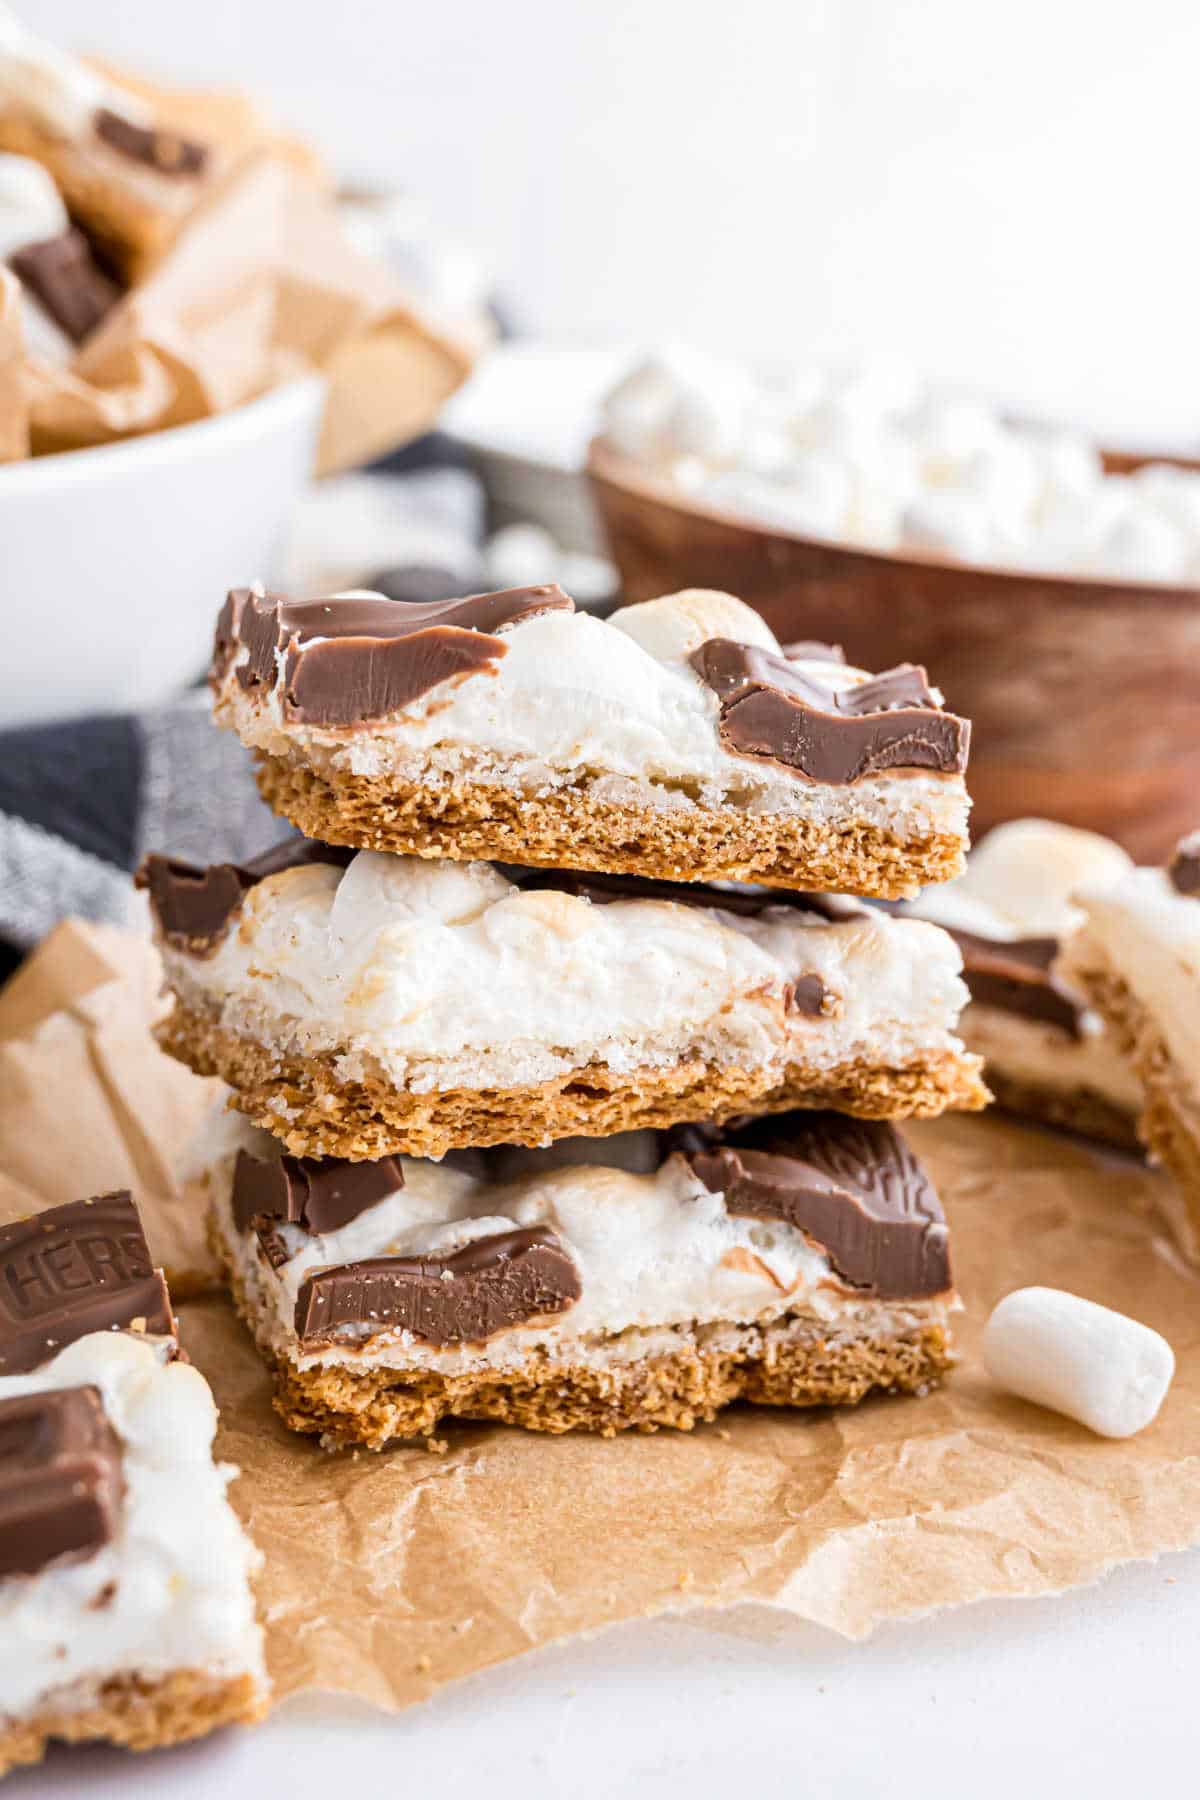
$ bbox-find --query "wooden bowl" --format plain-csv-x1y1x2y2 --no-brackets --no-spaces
588,437,1200,860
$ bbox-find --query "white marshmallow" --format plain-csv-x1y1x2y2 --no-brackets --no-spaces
483,521,562,590
906,395,1003,487
1092,505,1189,583
901,490,995,564
982,1287,1174,1439
608,588,780,663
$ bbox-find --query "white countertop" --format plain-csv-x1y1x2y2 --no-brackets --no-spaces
17,1544,1198,1798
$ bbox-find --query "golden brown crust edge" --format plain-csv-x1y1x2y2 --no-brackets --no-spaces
157,1003,988,1160
1074,966,1200,1228
0,116,173,281
0,1668,266,1777
253,751,967,901
211,1216,953,1448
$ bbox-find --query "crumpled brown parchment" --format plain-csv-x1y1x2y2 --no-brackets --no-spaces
16,153,482,470
3,920,1200,1704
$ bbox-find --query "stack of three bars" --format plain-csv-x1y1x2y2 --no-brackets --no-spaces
139,581,987,1447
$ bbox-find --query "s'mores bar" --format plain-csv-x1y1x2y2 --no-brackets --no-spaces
200,1109,957,1446
209,583,972,899
1064,833,1200,1228
137,843,987,1160
0,153,122,360
0,1191,266,1775
0,5,218,280
905,819,1141,1147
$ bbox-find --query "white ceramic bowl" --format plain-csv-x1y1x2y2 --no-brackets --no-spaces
0,375,326,728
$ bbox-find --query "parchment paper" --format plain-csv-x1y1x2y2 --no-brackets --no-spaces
0,272,29,461
18,153,481,469
3,922,1200,1705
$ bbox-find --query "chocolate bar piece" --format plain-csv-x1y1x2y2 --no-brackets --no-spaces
681,1112,949,1299
93,108,208,177
948,930,1084,1037
135,839,354,957
231,1148,405,1237
0,1386,123,1578
8,230,123,344
212,584,574,726
1168,831,1200,898
690,640,970,781
0,1192,174,1376
295,1226,582,1347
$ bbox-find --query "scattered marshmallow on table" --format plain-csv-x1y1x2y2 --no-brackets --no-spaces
982,1286,1175,1439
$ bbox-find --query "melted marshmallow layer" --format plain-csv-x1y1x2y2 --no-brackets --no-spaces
159,851,972,1094
0,1332,264,1720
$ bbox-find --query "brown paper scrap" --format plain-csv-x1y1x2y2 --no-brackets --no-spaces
5,921,1200,1701
0,920,220,1294
18,151,481,467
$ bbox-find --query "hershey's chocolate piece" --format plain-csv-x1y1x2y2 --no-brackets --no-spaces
8,230,123,343
950,929,1083,1038
0,1386,124,1578
0,1193,174,1376
232,1149,405,1240
93,108,208,176
788,973,829,1016
691,639,970,782
1168,831,1200,898
295,1227,581,1347
685,1111,950,1299
135,838,353,956
212,584,574,726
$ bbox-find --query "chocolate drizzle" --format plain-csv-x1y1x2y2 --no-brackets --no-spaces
212,584,574,725
294,1227,581,1347
691,639,970,782
232,1150,405,1238
0,1386,125,1578
0,1192,175,1376
93,108,208,176
949,929,1084,1038
135,838,353,956
1168,831,1200,898
680,1112,950,1299
9,230,123,343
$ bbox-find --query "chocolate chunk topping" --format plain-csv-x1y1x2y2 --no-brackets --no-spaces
294,1227,581,1347
0,1193,174,1376
212,583,574,726
948,929,1083,1038
232,1149,404,1240
683,1112,950,1299
9,230,123,344
787,972,830,1016
511,865,852,921
690,639,970,782
0,1386,124,1579
135,838,353,956
1168,831,1200,897
93,108,208,176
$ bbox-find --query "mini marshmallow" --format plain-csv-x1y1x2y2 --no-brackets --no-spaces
608,588,780,663
982,1286,1174,1439
901,490,995,564
482,521,561,590
1092,506,1189,584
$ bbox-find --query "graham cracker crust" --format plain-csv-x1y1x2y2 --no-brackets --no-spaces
1075,964,1200,1230
984,1069,1141,1153
253,752,966,901
211,1218,952,1447
0,1667,265,1777
158,1002,988,1160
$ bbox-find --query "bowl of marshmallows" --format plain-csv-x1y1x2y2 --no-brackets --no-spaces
588,351,1200,861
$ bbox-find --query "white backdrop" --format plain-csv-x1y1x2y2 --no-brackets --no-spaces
34,0,1200,444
